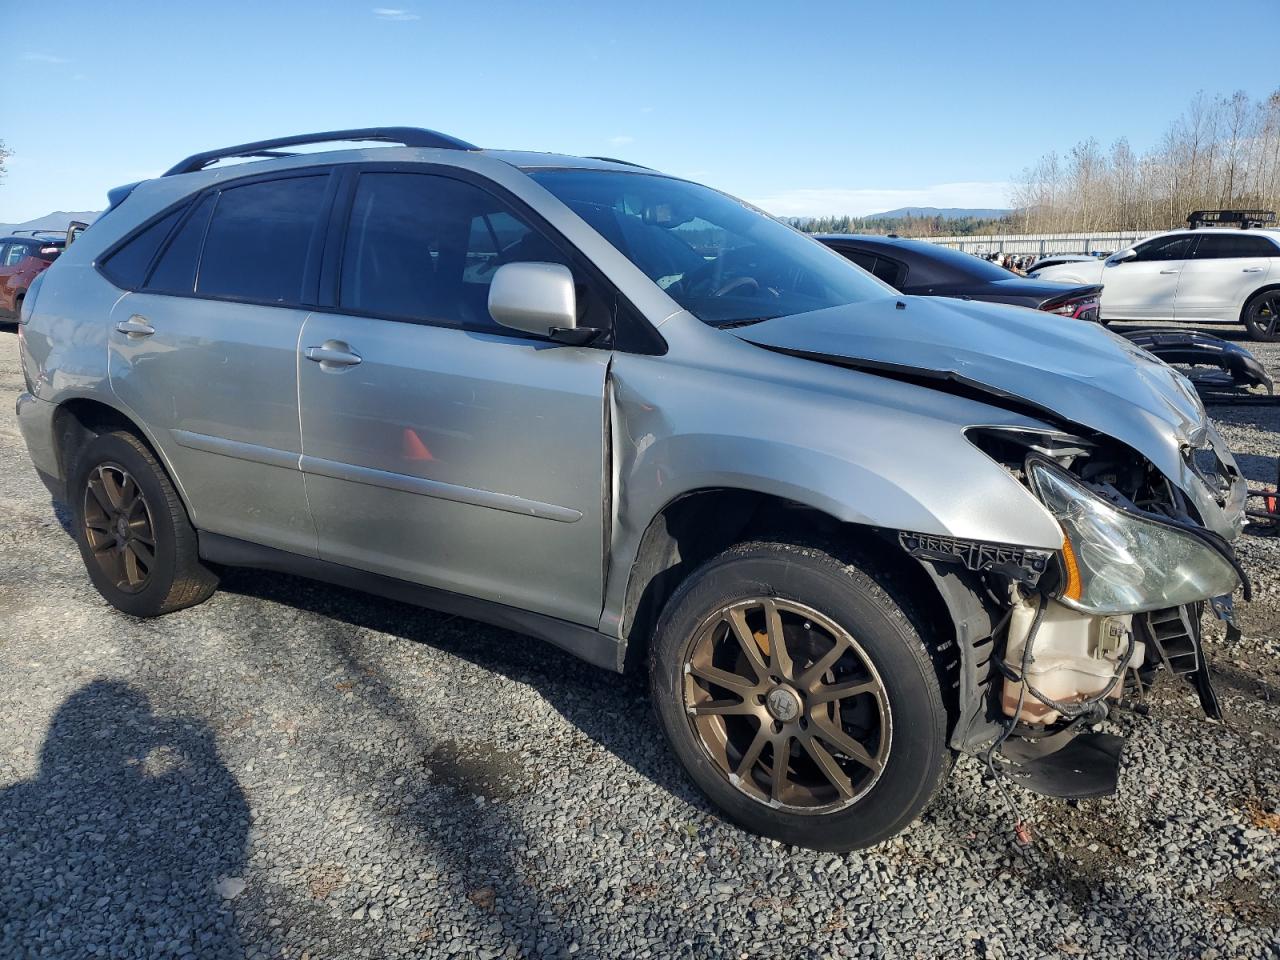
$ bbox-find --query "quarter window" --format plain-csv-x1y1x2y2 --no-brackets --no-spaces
100,205,189,289
1191,233,1278,259
339,172,601,333
147,195,214,294
197,175,329,304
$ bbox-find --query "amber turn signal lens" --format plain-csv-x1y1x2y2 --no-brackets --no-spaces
1060,535,1083,602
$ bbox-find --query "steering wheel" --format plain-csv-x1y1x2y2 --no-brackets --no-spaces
711,276,759,298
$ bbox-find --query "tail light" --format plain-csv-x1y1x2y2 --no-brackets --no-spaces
1043,295,1100,322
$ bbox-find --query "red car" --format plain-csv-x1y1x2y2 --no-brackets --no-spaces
0,233,66,320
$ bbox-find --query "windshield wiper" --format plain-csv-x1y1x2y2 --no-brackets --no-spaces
715,316,779,329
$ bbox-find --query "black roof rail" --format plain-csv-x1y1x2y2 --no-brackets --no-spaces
9,229,64,237
1187,209,1276,230
583,156,654,170
163,127,479,177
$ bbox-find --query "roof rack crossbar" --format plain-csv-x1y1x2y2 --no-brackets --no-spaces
163,127,478,177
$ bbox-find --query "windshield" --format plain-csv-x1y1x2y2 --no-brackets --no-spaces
529,169,891,326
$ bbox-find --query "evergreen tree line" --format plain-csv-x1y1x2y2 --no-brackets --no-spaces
785,213,1015,238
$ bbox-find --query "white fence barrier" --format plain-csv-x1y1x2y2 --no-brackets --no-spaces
918,231,1152,256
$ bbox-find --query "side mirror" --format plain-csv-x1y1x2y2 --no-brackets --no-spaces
1108,249,1137,265
488,261,578,338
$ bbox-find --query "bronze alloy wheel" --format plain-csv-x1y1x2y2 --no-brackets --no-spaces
81,462,158,595
682,597,891,813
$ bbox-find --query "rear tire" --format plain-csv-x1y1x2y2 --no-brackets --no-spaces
649,540,951,851
70,430,218,617
1243,289,1280,342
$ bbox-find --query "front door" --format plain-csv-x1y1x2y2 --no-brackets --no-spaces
1174,231,1276,322
108,172,335,556
1100,234,1195,320
297,170,611,626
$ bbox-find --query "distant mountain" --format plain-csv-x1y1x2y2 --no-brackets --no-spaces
0,211,101,237
864,206,1013,221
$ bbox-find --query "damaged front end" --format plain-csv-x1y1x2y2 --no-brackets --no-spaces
905,425,1250,801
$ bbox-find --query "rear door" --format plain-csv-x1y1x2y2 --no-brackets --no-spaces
1174,232,1276,321
1100,234,1195,320
0,241,26,314
106,171,336,556
296,168,611,626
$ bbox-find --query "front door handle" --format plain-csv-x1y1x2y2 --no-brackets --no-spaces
1158,268,1180,274
1242,266,1265,273
114,316,155,338
305,340,362,369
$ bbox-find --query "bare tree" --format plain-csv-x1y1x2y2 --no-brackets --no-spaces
1009,88,1280,233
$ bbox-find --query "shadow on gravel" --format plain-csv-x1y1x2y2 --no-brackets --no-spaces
220,567,704,810
219,567,736,958
0,680,254,958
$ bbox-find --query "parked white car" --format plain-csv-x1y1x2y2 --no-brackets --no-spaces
1034,228,1280,341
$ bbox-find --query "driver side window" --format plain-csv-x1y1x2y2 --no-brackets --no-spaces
339,172,608,335
1132,235,1194,262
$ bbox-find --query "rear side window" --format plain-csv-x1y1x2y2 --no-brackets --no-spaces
147,195,215,294
1191,233,1278,259
2,243,28,267
842,249,877,273
197,175,329,304
870,256,906,288
100,205,188,288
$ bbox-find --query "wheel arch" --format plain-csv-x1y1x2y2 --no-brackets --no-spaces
615,487,968,726
51,396,197,523
1241,282,1280,320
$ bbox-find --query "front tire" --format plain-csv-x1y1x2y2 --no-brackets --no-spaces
649,541,950,851
70,429,219,617
1243,289,1280,342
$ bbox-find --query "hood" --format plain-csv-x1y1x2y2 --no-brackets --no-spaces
1034,259,1108,284
913,278,1102,308
735,296,1246,539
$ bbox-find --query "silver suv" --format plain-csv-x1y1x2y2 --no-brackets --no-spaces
15,128,1250,850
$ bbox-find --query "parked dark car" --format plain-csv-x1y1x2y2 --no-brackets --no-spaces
818,234,1103,322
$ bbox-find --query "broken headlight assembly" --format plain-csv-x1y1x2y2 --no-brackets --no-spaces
1027,457,1240,615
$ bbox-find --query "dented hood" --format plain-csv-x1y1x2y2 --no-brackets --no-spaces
735,296,1246,539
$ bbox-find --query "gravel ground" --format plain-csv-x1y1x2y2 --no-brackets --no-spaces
1,323,1278,960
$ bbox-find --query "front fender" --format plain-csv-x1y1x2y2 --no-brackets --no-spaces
600,333,1065,637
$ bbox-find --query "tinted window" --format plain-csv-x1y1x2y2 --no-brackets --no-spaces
340,172,590,331
197,175,328,304
1191,233,1278,259
146,195,214,293
871,256,905,287
841,249,877,272
1,243,27,267
1133,235,1194,261
100,206,187,288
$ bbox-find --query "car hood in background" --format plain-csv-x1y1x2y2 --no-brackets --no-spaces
734,296,1245,538
1034,259,1108,283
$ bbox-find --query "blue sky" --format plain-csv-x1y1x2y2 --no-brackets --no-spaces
2,0,1278,222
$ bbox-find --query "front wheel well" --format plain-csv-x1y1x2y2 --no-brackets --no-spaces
619,490,961,714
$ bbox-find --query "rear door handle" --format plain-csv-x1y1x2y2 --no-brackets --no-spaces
1158,268,1179,274
1243,266,1265,273
305,340,362,369
114,316,155,338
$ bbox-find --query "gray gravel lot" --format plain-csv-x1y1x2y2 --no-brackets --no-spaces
1,323,1278,960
